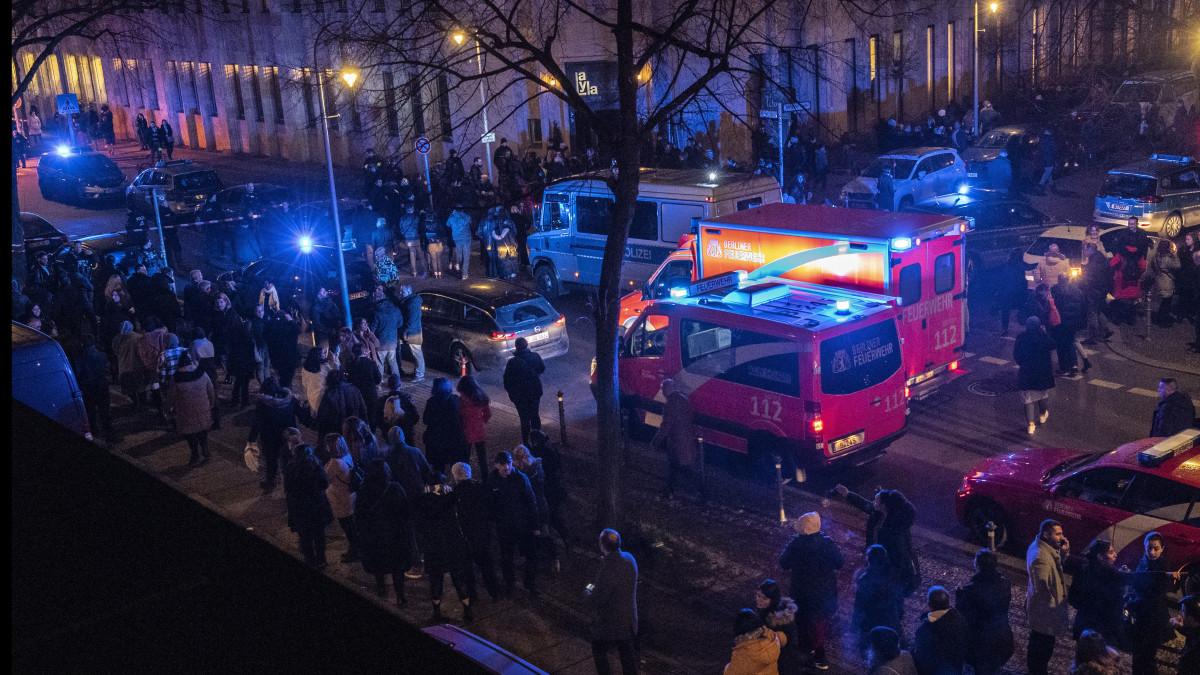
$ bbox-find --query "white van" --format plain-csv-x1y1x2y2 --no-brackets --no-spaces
528,169,781,297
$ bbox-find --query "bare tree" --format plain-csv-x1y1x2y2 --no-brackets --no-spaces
320,0,902,527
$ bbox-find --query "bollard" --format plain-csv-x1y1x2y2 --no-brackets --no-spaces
987,521,997,553
696,436,707,492
775,456,787,524
557,391,567,448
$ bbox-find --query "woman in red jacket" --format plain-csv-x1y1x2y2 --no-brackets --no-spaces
1110,247,1146,325
458,375,492,481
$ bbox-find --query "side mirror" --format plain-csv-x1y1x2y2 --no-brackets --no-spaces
641,281,651,300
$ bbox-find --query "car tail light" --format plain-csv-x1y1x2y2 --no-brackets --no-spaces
949,361,960,371
904,386,910,398
554,315,566,326
1138,195,1161,203
491,331,515,340
810,416,824,434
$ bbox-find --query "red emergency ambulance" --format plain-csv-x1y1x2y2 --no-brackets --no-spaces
619,272,908,472
619,203,970,399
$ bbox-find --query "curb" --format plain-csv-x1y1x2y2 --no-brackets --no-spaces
1107,329,1200,376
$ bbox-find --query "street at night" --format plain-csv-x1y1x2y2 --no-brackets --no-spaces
12,1,1200,673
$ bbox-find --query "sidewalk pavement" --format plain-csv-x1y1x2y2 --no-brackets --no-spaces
1107,308,1200,376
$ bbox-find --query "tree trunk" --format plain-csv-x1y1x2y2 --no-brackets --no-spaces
592,0,642,530
13,168,26,287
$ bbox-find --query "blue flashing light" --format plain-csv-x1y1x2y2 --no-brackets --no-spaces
298,236,314,253
957,184,970,195
669,287,688,298
891,237,913,251
55,145,72,157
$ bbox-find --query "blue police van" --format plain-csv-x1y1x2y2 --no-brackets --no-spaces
528,169,780,297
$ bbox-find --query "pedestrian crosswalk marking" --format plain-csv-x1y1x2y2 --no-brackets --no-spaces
978,356,1009,365
1087,380,1124,389
1000,335,1016,341
1128,387,1160,397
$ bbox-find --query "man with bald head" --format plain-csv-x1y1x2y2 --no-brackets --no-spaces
587,529,639,675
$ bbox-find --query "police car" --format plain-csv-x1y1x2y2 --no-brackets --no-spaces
1093,154,1199,238
956,430,1200,568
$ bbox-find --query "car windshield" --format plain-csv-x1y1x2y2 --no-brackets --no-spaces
71,155,117,173
862,158,916,180
175,171,222,192
1044,452,1102,482
1099,173,1158,199
1027,237,1082,260
976,130,1015,148
1112,82,1161,103
496,299,556,328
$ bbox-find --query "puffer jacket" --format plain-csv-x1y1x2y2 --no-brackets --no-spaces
724,627,785,675
1148,251,1180,299
1034,253,1071,287
760,598,803,675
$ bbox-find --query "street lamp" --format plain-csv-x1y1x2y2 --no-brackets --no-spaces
315,64,358,330
452,30,494,181
973,1,999,136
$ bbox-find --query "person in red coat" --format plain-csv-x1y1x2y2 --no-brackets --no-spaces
457,375,492,480
1110,246,1146,325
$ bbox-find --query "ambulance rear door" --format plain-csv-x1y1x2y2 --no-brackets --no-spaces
890,233,965,387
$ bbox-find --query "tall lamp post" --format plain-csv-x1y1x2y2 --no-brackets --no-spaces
315,65,358,330
453,31,493,181
973,1,999,136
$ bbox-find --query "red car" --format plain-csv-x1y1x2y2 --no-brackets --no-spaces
956,431,1200,569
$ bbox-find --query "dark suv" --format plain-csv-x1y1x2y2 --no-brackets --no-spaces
37,150,125,205
126,159,224,223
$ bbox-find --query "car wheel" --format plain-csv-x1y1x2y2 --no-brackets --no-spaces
898,195,914,211
534,264,561,298
1164,212,1184,238
965,499,1010,550
449,343,473,375
38,181,53,201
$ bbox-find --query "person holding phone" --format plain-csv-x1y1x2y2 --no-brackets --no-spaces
587,529,639,675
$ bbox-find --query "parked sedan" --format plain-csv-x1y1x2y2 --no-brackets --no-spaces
37,149,125,206
217,245,377,321
840,147,966,211
961,124,1042,189
956,431,1200,568
21,212,69,268
418,279,568,372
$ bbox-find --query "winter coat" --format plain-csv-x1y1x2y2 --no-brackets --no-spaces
422,392,470,470
1068,560,1127,644
1111,251,1146,301
113,331,146,382
459,394,491,444
1081,251,1113,297
488,469,538,538
379,388,420,442
247,387,299,455
531,439,567,505
724,627,785,675
384,440,432,506
1127,554,1178,648
1148,251,1180,299
453,479,493,552
74,344,110,394
852,567,904,642
1034,254,1071,287
315,382,368,440
356,480,413,575
955,569,1015,673
519,459,550,527
228,320,258,378
1051,282,1086,331
169,369,215,434
399,294,422,345
845,492,922,596
590,549,639,642
301,361,336,412
1151,391,1196,437
912,608,970,675
503,348,545,401
997,258,1030,306
760,598,803,675
283,454,334,533
416,487,472,571
779,531,844,620
1026,537,1070,637
1014,327,1056,392
870,651,919,675
346,355,382,421
370,297,402,347
653,391,696,466
324,455,357,520
264,316,301,375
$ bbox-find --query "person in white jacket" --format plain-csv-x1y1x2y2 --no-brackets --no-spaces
323,433,360,563
1033,244,1071,288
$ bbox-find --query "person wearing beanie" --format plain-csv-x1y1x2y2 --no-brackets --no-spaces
755,579,801,674
488,450,540,597
724,608,785,675
867,626,917,675
779,512,843,670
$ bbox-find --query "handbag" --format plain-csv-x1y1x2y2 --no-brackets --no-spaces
244,442,262,473
1047,298,1062,327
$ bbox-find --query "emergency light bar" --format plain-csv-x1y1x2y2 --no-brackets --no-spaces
723,282,791,307
1150,154,1193,164
1138,428,1200,467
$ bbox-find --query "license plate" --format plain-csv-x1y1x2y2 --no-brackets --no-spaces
1111,203,1130,211
348,291,368,300
527,330,550,343
830,431,865,455
966,172,978,178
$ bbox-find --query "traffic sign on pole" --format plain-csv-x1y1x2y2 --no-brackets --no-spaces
760,110,779,119
782,102,810,112
56,93,79,115
480,132,496,144
415,136,430,154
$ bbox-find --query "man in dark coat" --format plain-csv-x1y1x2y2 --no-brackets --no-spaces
489,451,540,597
588,528,639,675
384,426,433,509
1151,378,1196,437
1080,242,1113,344
264,311,301,388
779,511,844,670
503,336,546,444
450,462,502,600
836,486,922,598
529,429,570,543
1014,316,1056,435
314,369,369,439
956,550,1015,675
248,377,300,493
73,333,115,444
311,286,342,349
398,285,424,381
1050,274,1086,375
416,479,476,622
370,286,402,378
346,342,383,431
912,586,970,675
653,379,701,498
